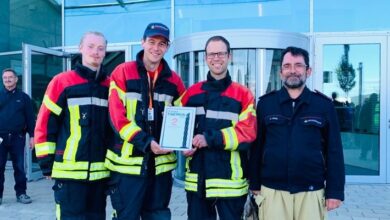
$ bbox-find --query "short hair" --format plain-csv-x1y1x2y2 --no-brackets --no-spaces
2,68,18,77
281,46,309,67
79,31,107,47
204,36,231,54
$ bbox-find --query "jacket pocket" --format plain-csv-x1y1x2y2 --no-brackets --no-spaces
107,176,124,212
264,115,289,126
299,116,325,127
52,180,66,205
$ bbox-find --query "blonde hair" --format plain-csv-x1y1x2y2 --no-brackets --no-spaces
79,31,107,47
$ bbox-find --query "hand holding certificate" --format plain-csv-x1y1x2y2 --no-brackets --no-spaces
160,106,196,151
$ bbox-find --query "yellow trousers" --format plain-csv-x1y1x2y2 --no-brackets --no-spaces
255,185,327,220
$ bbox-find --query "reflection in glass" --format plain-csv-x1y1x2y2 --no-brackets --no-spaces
264,49,283,93
30,52,65,173
323,44,380,175
0,0,61,52
65,1,170,45
174,0,310,37
176,53,190,87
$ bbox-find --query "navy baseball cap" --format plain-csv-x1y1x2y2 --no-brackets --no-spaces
143,22,170,41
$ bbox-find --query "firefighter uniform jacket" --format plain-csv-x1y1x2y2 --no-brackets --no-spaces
34,64,112,181
249,86,345,201
104,50,185,176
176,72,257,198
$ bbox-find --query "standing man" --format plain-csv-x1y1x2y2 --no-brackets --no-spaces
104,22,185,219
176,36,257,219
249,46,345,220
34,31,112,219
0,68,34,205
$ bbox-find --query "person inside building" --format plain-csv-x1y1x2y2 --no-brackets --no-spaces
34,31,112,219
0,68,35,205
249,46,345,220
176,35,257,219
104,22,185,220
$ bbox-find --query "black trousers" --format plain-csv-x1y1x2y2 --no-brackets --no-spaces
109,171,173,220
0,132,27,198
187,192,247,220
53,179,108,220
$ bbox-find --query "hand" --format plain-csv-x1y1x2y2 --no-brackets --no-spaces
29,137,34,149
45,176,52,180
192,134,208,149
150,140,172,155
182,148,196,157
326,198,342,211
251,190,260,196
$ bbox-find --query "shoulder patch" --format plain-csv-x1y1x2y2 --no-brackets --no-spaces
314,90,332,101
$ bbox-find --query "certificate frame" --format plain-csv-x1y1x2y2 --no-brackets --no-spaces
160,106,196,151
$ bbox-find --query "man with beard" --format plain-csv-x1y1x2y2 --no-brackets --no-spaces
249,46,345,220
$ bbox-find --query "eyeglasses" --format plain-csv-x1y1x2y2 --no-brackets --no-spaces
206,51,229,59
281,63,307,71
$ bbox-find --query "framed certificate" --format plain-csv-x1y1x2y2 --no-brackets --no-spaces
160,106,196,151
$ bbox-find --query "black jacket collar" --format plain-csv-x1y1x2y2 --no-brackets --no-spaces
202,71,232,92
278,86,311,105
74,63,107,82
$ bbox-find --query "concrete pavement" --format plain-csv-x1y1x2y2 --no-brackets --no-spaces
1,168,390,220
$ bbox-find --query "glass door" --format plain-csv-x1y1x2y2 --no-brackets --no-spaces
22,44,70,181
314,35,387,183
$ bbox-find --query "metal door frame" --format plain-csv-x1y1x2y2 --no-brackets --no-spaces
22,43,70,181
314,33,388,183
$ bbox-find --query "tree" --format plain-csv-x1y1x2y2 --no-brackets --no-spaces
335,45,356,97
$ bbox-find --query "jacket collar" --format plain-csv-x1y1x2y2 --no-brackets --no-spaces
202,71,232,92
74,63,107,82
2,86,17,94
278,86,311,105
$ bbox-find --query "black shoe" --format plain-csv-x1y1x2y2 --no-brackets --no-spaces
16,194,32,204
0,197,2,205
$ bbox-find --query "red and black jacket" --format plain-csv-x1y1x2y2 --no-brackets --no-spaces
177,72,257,198
105,50,185,176
34,64,112,181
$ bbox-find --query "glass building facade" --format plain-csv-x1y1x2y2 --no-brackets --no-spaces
1,0,390,183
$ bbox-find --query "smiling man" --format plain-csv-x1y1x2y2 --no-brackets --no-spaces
176,35,257,219
249,46,345,220
0,68,35,205
34,32,112,219
104,22,185,220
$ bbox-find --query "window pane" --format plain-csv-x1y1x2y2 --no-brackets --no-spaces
175,0,309,38
176,53,190,88
323,44,380,175
64,1,170,45
263,49,283,94
315,0,390,32
0,0,62,52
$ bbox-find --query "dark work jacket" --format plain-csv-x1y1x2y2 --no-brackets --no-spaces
34,64,112,181
178,72,257,198
249,86,345,201
0,87,35,136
